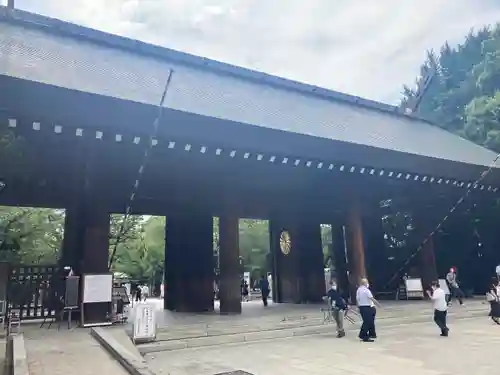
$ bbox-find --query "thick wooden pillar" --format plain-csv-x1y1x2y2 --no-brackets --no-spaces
163,216,178,311
62,201,110,323
61,142,110,275
218,215,242,314
82,208,110,274
269,217,324,304
346,204,367,301
60,143,111,324
60,206,84,270
332,224,350,303
164,211,214,312
62,205,110,274
297,222,324,303
269,219,293,303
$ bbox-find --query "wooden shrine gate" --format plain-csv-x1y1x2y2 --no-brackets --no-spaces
6,264,60,321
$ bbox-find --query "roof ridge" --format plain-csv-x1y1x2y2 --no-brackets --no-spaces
0,5,425,121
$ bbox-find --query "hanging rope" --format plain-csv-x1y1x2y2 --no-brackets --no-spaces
383,150,500,289
108,69,174,270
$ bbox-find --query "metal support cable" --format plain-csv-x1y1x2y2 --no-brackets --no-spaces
108,69,174,270
384,150,500,289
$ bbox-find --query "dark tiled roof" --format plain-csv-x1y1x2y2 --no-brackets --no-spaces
0,7,498,169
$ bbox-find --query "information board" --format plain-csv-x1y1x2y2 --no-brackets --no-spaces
133,303,156,343
82,274,113,303
405,278,423,292
439,279,450,295
404,278,424,299
64,276,80,308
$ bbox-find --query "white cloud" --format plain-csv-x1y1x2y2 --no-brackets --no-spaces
12,0,500,103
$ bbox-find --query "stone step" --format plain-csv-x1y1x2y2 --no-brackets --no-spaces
142,309,487,354
154,304,486,341
141,309,487,354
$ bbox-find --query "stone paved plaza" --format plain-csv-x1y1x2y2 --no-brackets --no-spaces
8,300,493,375
22,328,128,375
0,339,5,375
146,316,500,375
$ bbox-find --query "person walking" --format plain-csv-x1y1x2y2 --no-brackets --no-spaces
356,278,381,342
445,267,464,306
141,284,150,301
242,281,249,302
326,281,347,338
134,283,142,304
259,275,270,307
427,280,449,337
486,278,500,325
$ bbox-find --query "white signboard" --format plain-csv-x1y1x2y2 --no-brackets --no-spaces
405,278,423,292
439,279,450,295
133,303,156,343
83,274,113,303
405,278,424,299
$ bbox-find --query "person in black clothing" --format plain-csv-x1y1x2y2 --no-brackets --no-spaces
326,281,347,338
242,281,249,302
134,283,142,303
259,275,270,306
486,278,500,325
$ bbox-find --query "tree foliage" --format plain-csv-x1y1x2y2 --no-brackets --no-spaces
238,219,270,280
110,215,164,282
401,25,500,151
0,207,64,264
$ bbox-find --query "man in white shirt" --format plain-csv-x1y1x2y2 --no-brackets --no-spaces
356,278,381,342
141,285,149,301
427,280,449,337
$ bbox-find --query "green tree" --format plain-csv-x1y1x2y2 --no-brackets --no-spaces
464,92,500,150
109,214,144,250
401,24,500,151
110,215,164,282
0,207,64,264
238,219,270,279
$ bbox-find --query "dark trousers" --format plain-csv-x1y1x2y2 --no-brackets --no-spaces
359,306,376,339
447,286,464,305
262,290,269,306
433,309,448,334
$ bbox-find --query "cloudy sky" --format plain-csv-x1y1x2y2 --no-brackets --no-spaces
10,0,500,104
